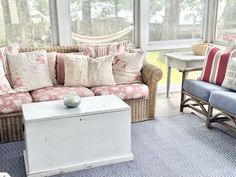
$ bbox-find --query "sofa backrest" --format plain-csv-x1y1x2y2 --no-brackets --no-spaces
19,42,133,85
20,46,80,53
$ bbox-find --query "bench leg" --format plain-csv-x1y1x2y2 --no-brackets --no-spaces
180,89,185,112
206,105,213,128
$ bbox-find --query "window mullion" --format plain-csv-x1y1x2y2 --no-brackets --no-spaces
133,0,139,47
138,0,149,51
50,0,71,46
49,0,59,46
204,0,218,43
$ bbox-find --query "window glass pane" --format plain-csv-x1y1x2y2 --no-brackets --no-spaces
0,0,51,47
215,0,236,42
70,0,134,44
149,0,204,41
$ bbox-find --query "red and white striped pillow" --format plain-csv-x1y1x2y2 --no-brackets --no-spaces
200,46,234,85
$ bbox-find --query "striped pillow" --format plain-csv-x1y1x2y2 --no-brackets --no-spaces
226,39,236,52
78,40,130,58
200,46,233,85
56,52,83,85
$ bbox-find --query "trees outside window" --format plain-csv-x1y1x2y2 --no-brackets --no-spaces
215,0,236,42
149,0,204,41
0,0,51,47
70,0,134,44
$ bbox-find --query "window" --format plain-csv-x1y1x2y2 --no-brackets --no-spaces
0,0,51,47
215,0,236,42
149,0,204,42
70,0,134,44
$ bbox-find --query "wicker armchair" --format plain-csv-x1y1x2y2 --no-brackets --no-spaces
0,46,163,143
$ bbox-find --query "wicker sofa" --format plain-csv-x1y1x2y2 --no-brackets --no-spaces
0,46,163,143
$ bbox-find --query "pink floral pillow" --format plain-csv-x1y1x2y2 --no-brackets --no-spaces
0,43,19,95
0,61,15,95
7,50,53,91
112,53,144,84
1,43,20,79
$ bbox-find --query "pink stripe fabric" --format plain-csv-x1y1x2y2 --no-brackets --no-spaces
215,52,231,85
56,53,65,85
77,40,130,58
200,46,232,85
201,47,220,82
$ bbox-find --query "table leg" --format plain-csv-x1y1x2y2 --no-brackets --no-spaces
167,66,171,98
180,71,188,112
181,71,188,87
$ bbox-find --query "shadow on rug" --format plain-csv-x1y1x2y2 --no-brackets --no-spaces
0,113,236,177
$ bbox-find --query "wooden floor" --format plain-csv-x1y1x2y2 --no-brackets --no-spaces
156,92,184,117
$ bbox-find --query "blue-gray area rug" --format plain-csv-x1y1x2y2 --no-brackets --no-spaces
1,113,236,177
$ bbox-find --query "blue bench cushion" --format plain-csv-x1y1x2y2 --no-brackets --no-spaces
209,91,236,116
183,79,229,101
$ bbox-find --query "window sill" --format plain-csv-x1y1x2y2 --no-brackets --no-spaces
146,39,227,51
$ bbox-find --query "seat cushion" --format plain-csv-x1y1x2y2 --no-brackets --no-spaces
91,83,149,100
30,86,94,102
209,91,236,116
0,92,32,114
183,79,229,101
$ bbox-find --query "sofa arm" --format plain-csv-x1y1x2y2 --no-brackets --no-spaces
142,63,163,118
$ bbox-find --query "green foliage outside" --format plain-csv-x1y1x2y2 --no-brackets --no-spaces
146,51,201,85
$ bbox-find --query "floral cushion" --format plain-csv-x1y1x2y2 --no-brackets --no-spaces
0,92,32,114
7,50,53,91
112,53,144,84
1,43,20,77
0,43,19,95
30,86,95,102
91,83,149,100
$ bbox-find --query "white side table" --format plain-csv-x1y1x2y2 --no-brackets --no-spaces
164,51,205,98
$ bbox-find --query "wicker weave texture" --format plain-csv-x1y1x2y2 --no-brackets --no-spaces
125,98,150,123
142,63,163,118
20,46,79,53
0,113,23,143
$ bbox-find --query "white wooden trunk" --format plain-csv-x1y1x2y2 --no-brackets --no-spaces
22,95,133,177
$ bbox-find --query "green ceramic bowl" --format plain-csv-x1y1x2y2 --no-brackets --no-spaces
63,94,81,108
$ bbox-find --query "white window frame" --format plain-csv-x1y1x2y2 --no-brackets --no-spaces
49,0,226,49
212,0,232,46
146,0,207,51
50,0,71,46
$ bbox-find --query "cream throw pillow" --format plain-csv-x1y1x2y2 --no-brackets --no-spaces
64,54,115,87
7,50,53,91
112,53,144,84
222,56,236,91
